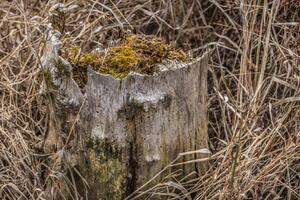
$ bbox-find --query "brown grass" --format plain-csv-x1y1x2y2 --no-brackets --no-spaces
0,0,299,199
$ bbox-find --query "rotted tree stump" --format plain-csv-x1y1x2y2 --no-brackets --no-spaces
80,56,209,199
41,6,209,200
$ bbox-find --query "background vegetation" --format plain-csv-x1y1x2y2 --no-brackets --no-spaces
0,0,299,199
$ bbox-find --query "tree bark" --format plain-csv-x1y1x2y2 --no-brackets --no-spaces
41,6,209,199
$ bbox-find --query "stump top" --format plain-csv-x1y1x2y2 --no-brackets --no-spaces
64,34,188,85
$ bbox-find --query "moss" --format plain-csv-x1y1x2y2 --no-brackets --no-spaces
67,47,102,88
81,139,127,199
64,34,187,82
99,46,140,78
43,69,57,91
43,69,52,83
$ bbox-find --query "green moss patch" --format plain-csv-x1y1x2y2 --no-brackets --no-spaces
65,34,187,87
80,139,127,199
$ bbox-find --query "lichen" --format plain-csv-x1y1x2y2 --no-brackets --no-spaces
64,34,187,83
80,139,127,199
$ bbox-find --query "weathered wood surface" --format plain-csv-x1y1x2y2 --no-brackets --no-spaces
80,56,209,198
41,5,209,199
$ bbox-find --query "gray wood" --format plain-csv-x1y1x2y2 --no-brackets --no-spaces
41,9,209,199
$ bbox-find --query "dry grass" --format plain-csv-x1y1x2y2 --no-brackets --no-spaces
0,0,299,199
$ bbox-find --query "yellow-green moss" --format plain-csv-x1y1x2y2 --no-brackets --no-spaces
65,34,187,82
99,46,140,78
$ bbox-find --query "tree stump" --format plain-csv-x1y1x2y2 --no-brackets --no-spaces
41,6,209,199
